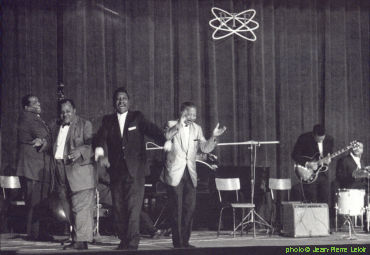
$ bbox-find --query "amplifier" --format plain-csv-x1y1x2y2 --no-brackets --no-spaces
282,203,330,237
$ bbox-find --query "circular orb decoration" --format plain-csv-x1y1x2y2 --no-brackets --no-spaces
209,7,259,41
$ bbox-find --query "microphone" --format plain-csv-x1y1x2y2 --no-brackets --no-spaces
185,119,193,127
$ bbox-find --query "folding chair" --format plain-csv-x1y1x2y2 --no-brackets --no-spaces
215,178,255,237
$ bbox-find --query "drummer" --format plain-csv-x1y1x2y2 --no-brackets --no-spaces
336,142,366,189
335,141,370,232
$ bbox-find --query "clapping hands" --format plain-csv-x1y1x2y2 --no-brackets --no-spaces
31,138,47,152
31,138,44,147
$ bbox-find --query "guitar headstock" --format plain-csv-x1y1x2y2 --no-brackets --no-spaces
349,140,360,149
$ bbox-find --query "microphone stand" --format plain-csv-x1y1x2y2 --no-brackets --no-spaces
233,141,278,237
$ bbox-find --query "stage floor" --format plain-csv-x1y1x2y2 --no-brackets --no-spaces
1,230,370,255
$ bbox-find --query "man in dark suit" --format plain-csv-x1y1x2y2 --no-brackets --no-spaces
291,124,334,203
50,99,96,250
336,142,366,189
16,95,52,241
95,87,165,250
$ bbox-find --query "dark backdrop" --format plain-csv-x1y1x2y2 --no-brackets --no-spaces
1,0,369,192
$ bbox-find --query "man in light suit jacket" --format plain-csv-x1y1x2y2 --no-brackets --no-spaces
95,87,165,250
162,102,226,248
16,95,52,241
50,99,95,250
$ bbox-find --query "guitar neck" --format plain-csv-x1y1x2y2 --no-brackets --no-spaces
328,146,352,159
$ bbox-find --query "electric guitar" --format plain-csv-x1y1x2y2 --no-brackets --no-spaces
294,140,360,184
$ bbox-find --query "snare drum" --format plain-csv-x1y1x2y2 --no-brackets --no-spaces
337,189,365,216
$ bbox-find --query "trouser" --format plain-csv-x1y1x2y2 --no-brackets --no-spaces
55,160,94,242
97,182,156,236
301,173,329,204
23,177,50,239
110,168,145,249
166,167,196,247
140,210,156,235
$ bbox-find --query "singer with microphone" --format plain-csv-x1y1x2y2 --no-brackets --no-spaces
161,101,226,248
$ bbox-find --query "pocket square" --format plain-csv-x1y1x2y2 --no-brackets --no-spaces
128,126,137,131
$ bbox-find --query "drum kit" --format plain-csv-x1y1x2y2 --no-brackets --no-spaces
335,167,370,239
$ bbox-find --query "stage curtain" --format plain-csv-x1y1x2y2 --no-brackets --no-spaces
1,0,58,172
2,0,369,197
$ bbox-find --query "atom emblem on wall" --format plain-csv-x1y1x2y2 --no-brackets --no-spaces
209,7,259,41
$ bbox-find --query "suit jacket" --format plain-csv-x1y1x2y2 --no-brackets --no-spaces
336,154,366,189
291,132,334,166
51,116,96,192
16,111,51,182
96,111,165,181
162,120,217,187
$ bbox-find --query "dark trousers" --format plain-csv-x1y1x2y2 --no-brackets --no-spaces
301,173,330,204
110,169,145,249
24,178,50,239
140,211,156,235
167,168,196,248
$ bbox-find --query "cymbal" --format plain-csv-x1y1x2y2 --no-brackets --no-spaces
353,170,370,179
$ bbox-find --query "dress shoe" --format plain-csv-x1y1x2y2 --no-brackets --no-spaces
116,241,127,250
37,235,55,242
127,246,138,251
184,244,196,248
116,244,138,251
63,241,88,250
25,235,54,242
150,229,161,239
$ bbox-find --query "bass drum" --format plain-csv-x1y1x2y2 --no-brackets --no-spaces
337,189,365,216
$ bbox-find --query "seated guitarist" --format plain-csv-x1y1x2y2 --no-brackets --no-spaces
291,124,333,203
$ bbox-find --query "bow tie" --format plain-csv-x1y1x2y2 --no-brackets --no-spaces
62,123,70,127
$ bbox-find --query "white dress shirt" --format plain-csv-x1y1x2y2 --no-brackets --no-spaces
117,112,128,137
55,125,70,159
317,142,323,156
94,112,128,161
350,153,362,169
179,123,190,152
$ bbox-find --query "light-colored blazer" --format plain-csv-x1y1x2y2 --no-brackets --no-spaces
161,120,217,187
52,116,96,192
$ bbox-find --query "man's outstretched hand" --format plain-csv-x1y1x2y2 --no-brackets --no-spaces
212,123,227,137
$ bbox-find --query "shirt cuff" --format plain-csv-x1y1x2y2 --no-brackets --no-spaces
95,147,104,162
